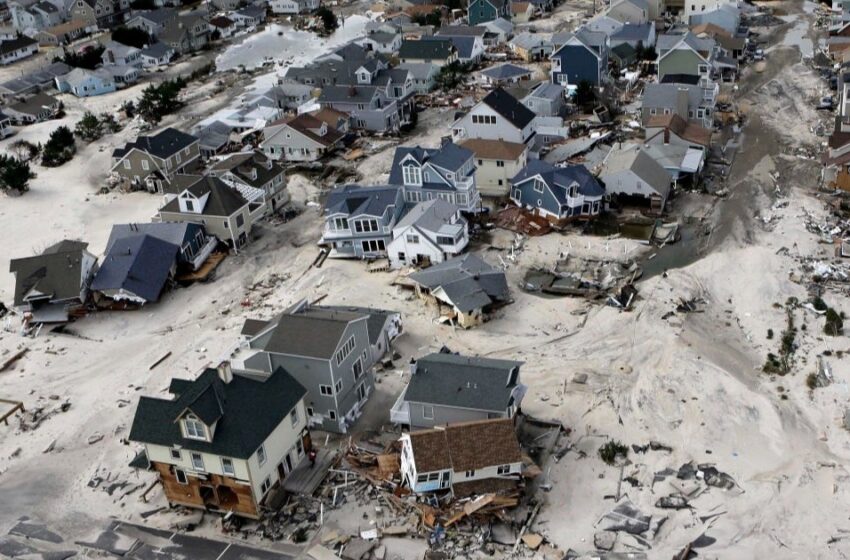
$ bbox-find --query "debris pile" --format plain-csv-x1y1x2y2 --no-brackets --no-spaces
522,256,641,307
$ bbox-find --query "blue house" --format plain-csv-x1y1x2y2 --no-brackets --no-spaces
468,0,509,25
54,67,116,97
388,140,480,212
549,28,609,86
510,159,604,220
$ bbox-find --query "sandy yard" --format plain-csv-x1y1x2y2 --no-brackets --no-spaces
0,0,849,558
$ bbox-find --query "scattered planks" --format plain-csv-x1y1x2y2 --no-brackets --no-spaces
0,399,25,426
0,348,28,373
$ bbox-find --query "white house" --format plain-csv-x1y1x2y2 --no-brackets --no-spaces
459,138,528,198
387,198,469,269
451,88,537,146
399,418,523,495
0,35,38,65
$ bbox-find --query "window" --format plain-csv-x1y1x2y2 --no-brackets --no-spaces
649,108,657,115
335,335,356,365
496,160,505,167
417,474,428,482
184,417,206,440
257,444,267,466
320,384,333,396
185,199,194,212
175,468,188,484
352,358,363,381
236,214,245,228
427,472,439,481
290,407,299,427
357,383,366,401
533,179,544,193
307,406,314,417
123,159,131,169
406,234,419,244
422,405,434,419
335,379,343,393
354,219,379,233
141,159,149,171
333,217,348,230
498,179,503,186
221,458,235,476
402,165,422,185
436,236,454,246
260,475,271,494
328,410,337,420
190,452,204,471
497,464,511,475
361,239,385,253
465,470,476,477
175,152,181,164
170,448,181,460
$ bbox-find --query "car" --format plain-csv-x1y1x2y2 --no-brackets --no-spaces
753,48,765,61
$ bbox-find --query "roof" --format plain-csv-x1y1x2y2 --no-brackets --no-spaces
422,35,475,59
160,176,249,217
645,113,712,148
209,15,235,27
610,22,654,41
8,92,57,116
258,308,366,359
274,113,344,147
510,31,548,51
113,127,197,160
408,253,509,313
92,234,179,302
437,25,487,37
0,36,37,56
128,7,176,25
480,63,532,80
317,305,397,346
405,352,522,411
659,73,701,85
642,82,703,109
389,141,473,183
399,38,455,60
141,42,174,58
129,367,307,459
512,159,604,200
208,151,285,189
600,144,672,194
459,138,527,160
106,222,202,254
526,81,563,100
319,84,379,104
325,184,402,218
398,62,439,79
311,107,350,127
9,240,91,307
394,198,463,234
481,88,536,130
407,418,522,472
60,67,114,88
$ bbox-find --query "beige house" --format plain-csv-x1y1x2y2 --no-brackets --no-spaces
111,128,200,191
156,175,253,252
460,138,527,198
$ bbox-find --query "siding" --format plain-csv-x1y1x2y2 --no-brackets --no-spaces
408,401,503,429
552,45,600,85
659,49,703,79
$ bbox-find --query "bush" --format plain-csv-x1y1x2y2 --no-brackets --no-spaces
598,440,628,466
60,45,105,69
316,6,339,33
0,154,35,193
824,308,843,336
812,297,828,312
137,78,186,124
767,328,774,340
41,125,76,167
574,80,596,109
806,373,818,390
10,139,40,162
75,111,103,142
111,26,154,49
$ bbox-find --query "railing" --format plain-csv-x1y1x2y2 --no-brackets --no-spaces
389,391,410,424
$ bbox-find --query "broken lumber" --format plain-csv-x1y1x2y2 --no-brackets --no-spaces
0,348,28,373
148,351,172,371
140,479,160,503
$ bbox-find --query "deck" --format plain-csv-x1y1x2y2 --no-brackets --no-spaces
282,449,337,495
176,252,227,283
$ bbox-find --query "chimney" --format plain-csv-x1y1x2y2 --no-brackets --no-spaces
217,360,233,383
409,357,417,375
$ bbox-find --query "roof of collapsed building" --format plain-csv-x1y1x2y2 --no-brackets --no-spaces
407,418,523,473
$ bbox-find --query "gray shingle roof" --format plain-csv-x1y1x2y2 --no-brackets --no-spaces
409,253,509,313
480,63,532,80
482,88,536,129
422,35,474,59
106,222,204,256
258,309,364,359
512,159,604,200
399,38,455,60
325,184,402,218
0,36,37,56
394,198,464,236
91,234,178,303
160,176,249,217
319,84,379,104
610,22,653,42
9,240,91,307
113,127,197,160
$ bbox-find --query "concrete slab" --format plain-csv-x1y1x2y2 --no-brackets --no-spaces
75,529,139,556
9,519,64,543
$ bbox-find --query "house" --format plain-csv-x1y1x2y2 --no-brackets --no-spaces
407,253,510,328
0,61,70,99
468,0,510,25
606,0,649,24
140,42,175,67
207,150,289,217
399,418,523,495
261,112,345,162
398,62,439,93
550,28,609,86
125,8,176,37
459,138,527,198
656,32,716,82
692,22,745,59
510,159,604,220
111,128,201,190
609,22,656,49
210,0,241,10
101,40,142,67
241,300,399,433
9,240,98,323
9,1,61,34
611,43,638,67
71,0,130,28
644,113,712,151
320,184,406,259
641,82,715,129
195,121,233,158
105,222,218,274
640,142,705,183
483,17,513,43
511,1,533,22
55,67,117,96
391,352,524,429
159,13,209,54
583,13,624,37
317,85,400,134
249,83,314,111
398,38,458,66
509,32,552,61
157,176,253,252
387,199,469,269
128,364,310,519
422,34,481,64
36,19,90,46
0,110,13,138
0,35,37,65
522,81,565,117
478,63,532,86
598,143,672,212
209,15,237,38
687,1,739,31
451,87,536,146
231,6,265,28
388,140,481,212
269,0,318,14
91,234,179,305
360,30,402,54
5,92,59,124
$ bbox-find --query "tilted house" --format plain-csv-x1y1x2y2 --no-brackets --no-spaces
398,38,458,67
320,184,406,259
550,27,609,86
478,63,533,86
387,198,469,269
241,301,400,433
597,143,672,213
388,141,481,212
400,418,523,495
644,113,712,152
111,127,200,191
451,88,537,147
0,35,38,64
391,351,525,429
55,67,116,97
261,113,345,163
656,32,716,83
207,150,289,218
91,234,179,306
128,363,310,519
106,222,217,274
9,240,98,323
510,159,604,221
460,138,528,198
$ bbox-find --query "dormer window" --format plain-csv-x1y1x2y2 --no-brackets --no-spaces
402,164,422,186
183,416,207,440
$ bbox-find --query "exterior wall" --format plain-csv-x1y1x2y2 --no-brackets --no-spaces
264,353,337,432
262,127,327,162
246,400,308,502
451,104,529,144
551,45,600,85
0,42,38,65
608,0,647,23
157,203,251,250
407,401,502,429
469,0,498,25
387,224,467,269
475,154,526,197
151,461,259,517
328,318,374,432
600,169,656,199
451,461,522,484
511,178,562,218
658,48,703,79
147,443,251,482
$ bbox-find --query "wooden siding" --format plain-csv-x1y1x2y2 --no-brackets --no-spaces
153,461,260,519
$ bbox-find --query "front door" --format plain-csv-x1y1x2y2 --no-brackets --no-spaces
440,471,450,489
285,453,294,473
277,462,286,479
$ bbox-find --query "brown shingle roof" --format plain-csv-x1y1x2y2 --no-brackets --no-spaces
311,107,349,128
277,113,344,147
408,418,522,473
645,114,712,148
408,429,453,472
460,138,527,161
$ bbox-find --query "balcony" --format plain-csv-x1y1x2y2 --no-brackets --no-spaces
390,389,410,425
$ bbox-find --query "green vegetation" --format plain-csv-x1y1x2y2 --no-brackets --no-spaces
316,7,339,34
0,154,35,193
599,440,629,466
75,112,123,142
138,78,186,124
111,26,154,49
59,45,105,70
41,126,76,167
763,306,797,375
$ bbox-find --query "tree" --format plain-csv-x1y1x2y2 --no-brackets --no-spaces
435,61,470,92
100,113,121,133
60,45,105,69
41,125,76,167
0,154,35,193
10,139,40,162
574,80,596,108
635,42,656,62
75,111,103,142
130,0,156,9
412,9,442,27
137,78,186,124
110,26,153,49
316,6,339,34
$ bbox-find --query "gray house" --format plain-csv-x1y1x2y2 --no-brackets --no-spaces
318,85,400,133
388,141,481,212
241,300,401,433
522,82,565,117
320,184,406,259
390,351,525,429
641,82,715,129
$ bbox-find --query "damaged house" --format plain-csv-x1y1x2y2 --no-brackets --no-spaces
400,418,523,496
105,222,218,274
207,150,290,217
387,198,470,269
391,351,525,429
451,88,537,148
111,127,200,192
128,363,310,519
91,233,179,306
598,143,672,213
510,159,604,221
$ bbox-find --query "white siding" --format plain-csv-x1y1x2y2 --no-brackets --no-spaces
247,399,308,501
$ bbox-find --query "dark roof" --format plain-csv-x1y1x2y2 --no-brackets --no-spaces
399,38,455,60
405,352,522,411
106,222,204,256
659,73,701,85
319,305,396,346
113,127,197,160
422,35,475,59
129,368,307,459
208,151,285,189
325,184,402,218
258,308,364,359
9,240,91,307
160,176,249,217
408,418,522,472
0,36,37,56
511,159,604,200
482,88,535,130
388,142,473,185
409,254,509,313
272,113,344,148
91,234,179,303
480,63,532,80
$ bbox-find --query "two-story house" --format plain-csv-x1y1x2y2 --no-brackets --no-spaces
128,363,310,519
641,82,715,129
261,112,346,162
241,301,399,433
111,127,200,190
388,140,480,212
510,159,604,221
125,8,177,37
451,88,536,146
656,32,717,83
467,0,510,25
207,150,289,218
459,138,527,198
597,142,672,213
320,184,406,259
0,35,38,65
398,38,459,67
391,351,524,429
387,199,469,269
71,0,130,28
399,418,523,496
318,85,400,134
550,27,609,86
159,13,209,54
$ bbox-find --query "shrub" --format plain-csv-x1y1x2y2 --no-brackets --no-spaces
110,26,153,49
0,154,35,193
316,6,339,33
599,440,628,466
41,125,76,167
806,373,818,390
137,78,186,124
75,111,103,142
824,308,843,336
767,328,774,339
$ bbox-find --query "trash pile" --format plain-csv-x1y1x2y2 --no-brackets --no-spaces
522,256,641,308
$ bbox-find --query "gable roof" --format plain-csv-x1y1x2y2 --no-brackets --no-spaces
399,38,455,60
159,176,249,217
611,22,653,41
325,184,402,218
480,63,532,81
407,418,522,472
272,113,344,147
459,138,527,160
645,113,712,148
106,222,203,254
481,87,536,129
422,34,475,59
600,144,672,193
91,234,179,302
9,240,91,307
113,127,197,160
408,253,509,312
436,24,487,37
129,367,307,459
389,141,473,183
0,36,37,56
512,159,604,200
393,198,463,234
257,308,365,359
405,352,522,411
